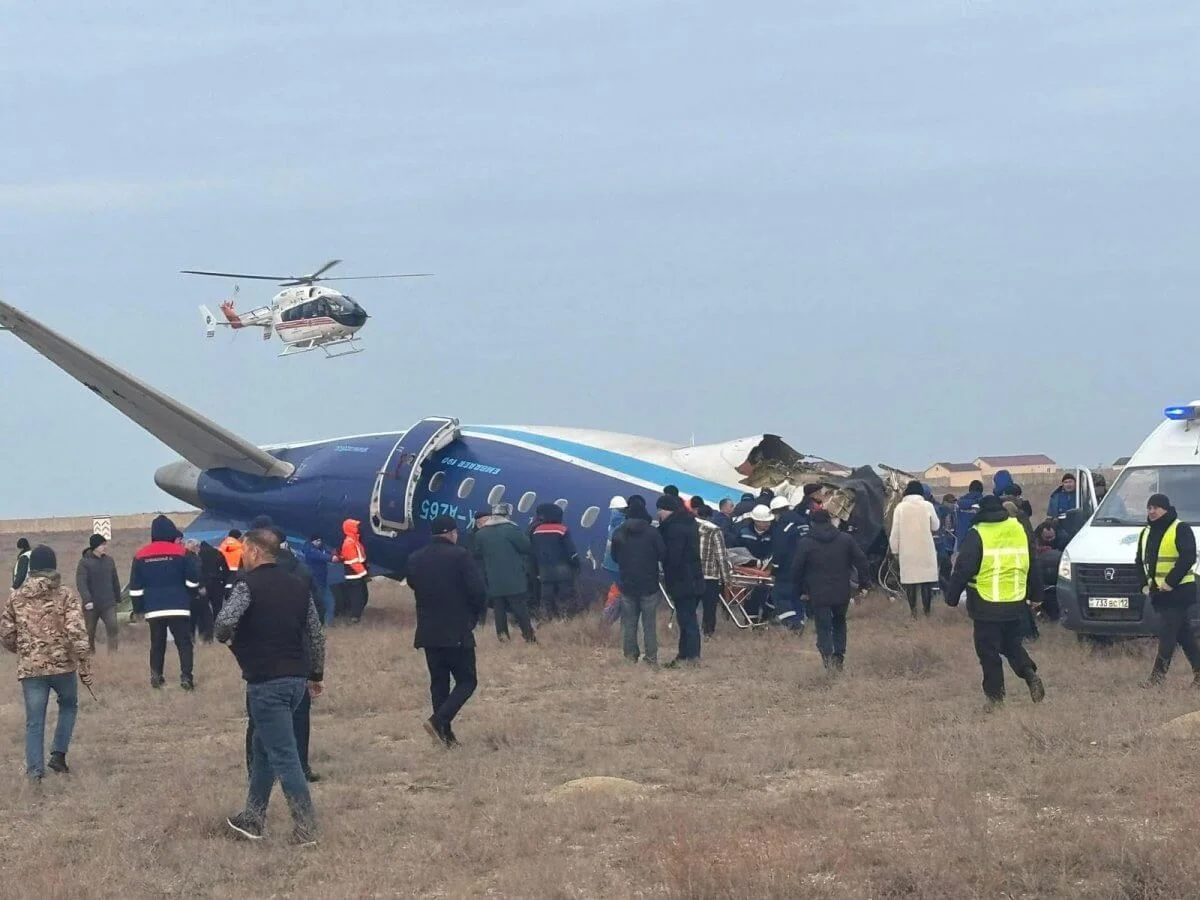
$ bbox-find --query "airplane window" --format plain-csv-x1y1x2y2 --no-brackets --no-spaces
518,491,537,514
580,506,600,528
487,485,505,505
555,498,569,512
428,471,445,492
457,477,475,499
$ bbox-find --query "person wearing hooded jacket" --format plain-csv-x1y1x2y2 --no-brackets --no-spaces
531,504,580,618
473,504,537,642
602,496,627,585
658,495,704,666
890,481,940,617
769,496,807,632
339,519,369,624
792,510,868,672
1,545,93,780
13,538,32,590
947,495,1045,706
76,534,122,653
129,515,201,690
611,500,667,663
954,481,985,551
1135,493,1200,688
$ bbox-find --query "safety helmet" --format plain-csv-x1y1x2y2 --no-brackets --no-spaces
769,496,790,512
609,496,627,510
750,505,773,523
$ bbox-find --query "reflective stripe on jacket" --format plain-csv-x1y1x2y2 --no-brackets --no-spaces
971,518,1030,604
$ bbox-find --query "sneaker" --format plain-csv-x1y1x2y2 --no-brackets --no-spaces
150,674,166,689
1025,673,1046,703
180,678,195,692
48,752,70,775
226,812,265,841
444,727,460,748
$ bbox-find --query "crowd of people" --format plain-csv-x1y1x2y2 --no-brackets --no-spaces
3,466,1197,842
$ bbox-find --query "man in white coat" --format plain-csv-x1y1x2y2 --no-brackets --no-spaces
890,481,940,617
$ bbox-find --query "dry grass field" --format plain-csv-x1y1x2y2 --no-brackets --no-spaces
4,528,1200,898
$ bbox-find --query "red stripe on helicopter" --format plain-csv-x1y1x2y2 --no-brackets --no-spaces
276,317,338,330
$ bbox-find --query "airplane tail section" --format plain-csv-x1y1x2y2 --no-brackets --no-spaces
0,300,294,478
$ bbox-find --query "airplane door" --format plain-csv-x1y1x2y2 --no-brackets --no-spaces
369,417,460,537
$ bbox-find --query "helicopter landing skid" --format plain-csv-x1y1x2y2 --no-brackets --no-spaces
278,336,364,358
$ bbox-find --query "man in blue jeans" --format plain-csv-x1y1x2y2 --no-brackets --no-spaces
216,529,325,845
0,545,93,781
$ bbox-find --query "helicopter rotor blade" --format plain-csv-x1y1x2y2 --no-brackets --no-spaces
308,259,342,280
309,273,434,282
181,270,293,281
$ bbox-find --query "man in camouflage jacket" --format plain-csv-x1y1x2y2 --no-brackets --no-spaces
1,545,93,780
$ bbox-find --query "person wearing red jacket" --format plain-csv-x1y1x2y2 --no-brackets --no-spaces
339,519,369,624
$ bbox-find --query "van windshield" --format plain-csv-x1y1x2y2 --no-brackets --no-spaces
1093,466,1200,526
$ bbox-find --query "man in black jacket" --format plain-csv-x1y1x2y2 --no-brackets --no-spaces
198,541,230,620
407,515,488,747
1135,493,1200,687
216,529,325,845
657,495,704,667
947,495,1045,706
792,510,867,672
76,534,122,653
530,504,581,619
611,508,666,664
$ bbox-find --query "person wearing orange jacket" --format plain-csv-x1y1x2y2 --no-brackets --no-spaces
340,519,369,624
218,530,244,595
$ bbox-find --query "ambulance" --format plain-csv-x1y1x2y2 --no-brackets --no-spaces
1058,403,1200,637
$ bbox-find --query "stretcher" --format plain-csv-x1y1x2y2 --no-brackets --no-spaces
722,563,775,629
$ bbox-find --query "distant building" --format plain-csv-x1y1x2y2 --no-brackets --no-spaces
974,455,1057,477
923,462,982,488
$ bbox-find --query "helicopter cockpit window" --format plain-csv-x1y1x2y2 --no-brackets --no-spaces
312,298,330,318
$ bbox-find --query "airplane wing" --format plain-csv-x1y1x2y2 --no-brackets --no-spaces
0,300,294,478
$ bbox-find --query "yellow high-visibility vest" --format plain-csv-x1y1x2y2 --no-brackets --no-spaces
1139,520,1196,588
971,518,1030,603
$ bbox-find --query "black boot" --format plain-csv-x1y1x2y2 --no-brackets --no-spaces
1141,658,1170,689
150,674,165,689
821,654,834,671
48,751,70,775
1024,671,1045,703
832,654,845,673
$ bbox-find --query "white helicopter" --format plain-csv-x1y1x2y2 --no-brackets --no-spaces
184,260,430,358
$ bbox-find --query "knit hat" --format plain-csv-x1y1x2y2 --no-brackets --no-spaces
17,537,30,552
430,515,458,536
978,495,1004,514
656,495,683,513
29,545,56,572
88,534,108,551
626,496,652,522
474,508,491,520
1148,493,1171,511
151,514,180,542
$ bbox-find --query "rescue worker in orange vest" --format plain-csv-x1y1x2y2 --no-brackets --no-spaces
340,519,369,624
947,495,1045,707
1136,493,1200,688
218,530,244,593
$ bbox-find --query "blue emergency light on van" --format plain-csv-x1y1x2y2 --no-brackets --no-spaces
1164,405,1200,421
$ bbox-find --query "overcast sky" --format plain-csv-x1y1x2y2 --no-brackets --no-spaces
2,0,1198,516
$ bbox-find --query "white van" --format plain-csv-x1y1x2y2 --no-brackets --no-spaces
1058,403,1200,636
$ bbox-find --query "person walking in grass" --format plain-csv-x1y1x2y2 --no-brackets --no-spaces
406,515,488,747
1,545,93,781
217,528,324,846
611,497,666,664
75,534,122,653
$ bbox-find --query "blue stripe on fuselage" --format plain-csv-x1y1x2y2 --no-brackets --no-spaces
464,426,739,500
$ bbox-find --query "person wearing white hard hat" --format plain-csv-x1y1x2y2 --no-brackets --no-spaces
602,496,628,587
730,505,776,622
769,496,807,633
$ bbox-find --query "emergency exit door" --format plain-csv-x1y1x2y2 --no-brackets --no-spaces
370,417,460,536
